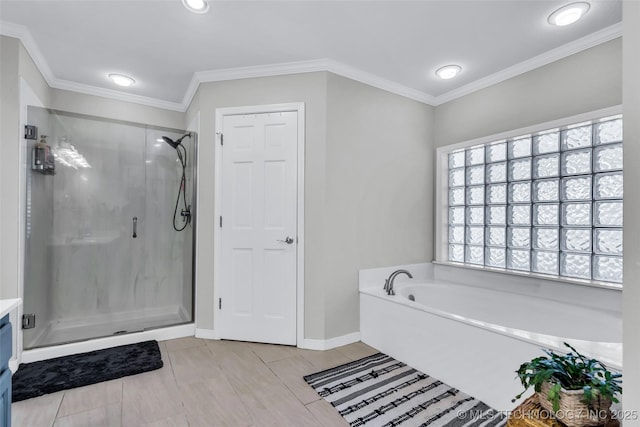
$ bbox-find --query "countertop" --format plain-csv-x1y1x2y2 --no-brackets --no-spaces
0,298,21,319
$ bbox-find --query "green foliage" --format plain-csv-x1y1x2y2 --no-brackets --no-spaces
512,343,622,412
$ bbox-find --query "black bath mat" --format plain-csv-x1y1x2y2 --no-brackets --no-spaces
12,340,163,402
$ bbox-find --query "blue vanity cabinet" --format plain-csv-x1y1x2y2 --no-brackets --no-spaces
0,314,12,427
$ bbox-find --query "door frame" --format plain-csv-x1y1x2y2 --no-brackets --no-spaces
213,103,305,347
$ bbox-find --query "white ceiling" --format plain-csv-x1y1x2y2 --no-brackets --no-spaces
0,0,622,109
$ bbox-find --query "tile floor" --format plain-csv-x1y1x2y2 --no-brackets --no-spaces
11,337,379,427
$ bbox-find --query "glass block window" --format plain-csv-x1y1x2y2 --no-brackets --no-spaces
447,117,623,284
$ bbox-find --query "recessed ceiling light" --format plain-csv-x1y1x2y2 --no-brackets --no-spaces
435,65,462,80
108,73,135,87
182,0,209,13
548,2,590,26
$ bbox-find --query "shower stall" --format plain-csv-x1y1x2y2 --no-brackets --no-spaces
22,106,196,349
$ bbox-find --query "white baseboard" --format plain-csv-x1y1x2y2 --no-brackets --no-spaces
9,360,19,373
194,329,357,349
21,323,195,363
195,328,219,340
301,332,361,350
18,325,361,363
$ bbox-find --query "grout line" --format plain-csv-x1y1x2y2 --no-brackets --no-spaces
52,403,122,425
262,349,324,408
120,380,124,427
165,342,191,416
216,361,258,426
51,392,64,426
164,342,179,382
333,345,353,361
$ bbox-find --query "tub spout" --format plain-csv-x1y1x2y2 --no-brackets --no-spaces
383,269,413,295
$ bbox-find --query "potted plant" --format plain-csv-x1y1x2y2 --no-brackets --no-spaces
513,342,622,427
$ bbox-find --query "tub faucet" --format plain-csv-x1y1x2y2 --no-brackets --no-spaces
383,269,413,296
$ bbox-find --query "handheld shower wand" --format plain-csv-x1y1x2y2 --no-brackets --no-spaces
162,133,191,231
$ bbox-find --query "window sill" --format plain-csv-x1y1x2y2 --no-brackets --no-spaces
432,260,623,291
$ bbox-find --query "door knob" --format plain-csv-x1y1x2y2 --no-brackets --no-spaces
278,236,294,244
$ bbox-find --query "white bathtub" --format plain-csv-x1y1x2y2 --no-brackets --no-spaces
359,263,622,411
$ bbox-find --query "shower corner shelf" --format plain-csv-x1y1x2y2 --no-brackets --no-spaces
31,146,56,175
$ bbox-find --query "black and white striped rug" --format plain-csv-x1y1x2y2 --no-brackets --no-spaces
303,353,506,427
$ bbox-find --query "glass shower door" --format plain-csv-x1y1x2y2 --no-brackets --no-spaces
23,107,194,349
139,127,194,331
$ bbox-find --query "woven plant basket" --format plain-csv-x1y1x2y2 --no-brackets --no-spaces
507,395,565,427
507,395,619,427
538,382,612,427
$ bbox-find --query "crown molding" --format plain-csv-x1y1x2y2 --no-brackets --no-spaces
325,60,437,105
181,74,201,111
181,59,330,110
187,58,437,107
195,58,329,83
2,19,623,112
50,78,185,111
1,20,56,87
432,22,622,106
1,20,185,112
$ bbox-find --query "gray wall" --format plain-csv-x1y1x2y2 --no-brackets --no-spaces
1,36,53,300
186,72,434,340
18,42,50,107
622,0,640,418
324,73,433,337
186,72,329,338
0,36,20,299
51,89,184,130
434,38,622,148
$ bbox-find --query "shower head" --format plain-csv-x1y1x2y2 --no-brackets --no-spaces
162,136,179,149
162,133,191,149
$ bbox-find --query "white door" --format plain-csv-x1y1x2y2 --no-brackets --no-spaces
219,111,298,345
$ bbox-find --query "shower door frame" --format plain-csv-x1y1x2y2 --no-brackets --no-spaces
17,102,199,363
14,79,46,370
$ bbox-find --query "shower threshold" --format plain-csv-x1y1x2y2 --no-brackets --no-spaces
25,304,191,349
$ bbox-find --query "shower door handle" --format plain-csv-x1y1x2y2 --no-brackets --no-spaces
132,217,137,238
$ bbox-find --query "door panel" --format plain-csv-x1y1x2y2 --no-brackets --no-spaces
232,162,254,228
264,161,286,228
220,111,298,345
232,248,253,316
263,249,287,318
